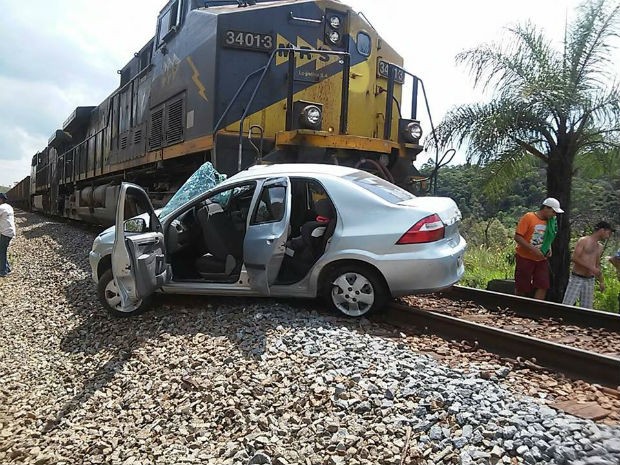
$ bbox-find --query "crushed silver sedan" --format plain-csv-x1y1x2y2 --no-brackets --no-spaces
89,163,466,318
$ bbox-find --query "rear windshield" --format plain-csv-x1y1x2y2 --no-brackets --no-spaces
343,172,415,204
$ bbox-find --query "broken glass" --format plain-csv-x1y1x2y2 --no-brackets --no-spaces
158,162,227,218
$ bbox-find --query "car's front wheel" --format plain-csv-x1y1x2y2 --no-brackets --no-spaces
323,264,388,317
97,269,151,317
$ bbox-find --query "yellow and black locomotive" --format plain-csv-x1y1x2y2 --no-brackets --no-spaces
21,0,425,224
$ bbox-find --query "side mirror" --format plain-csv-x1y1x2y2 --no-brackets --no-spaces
124,217,147,233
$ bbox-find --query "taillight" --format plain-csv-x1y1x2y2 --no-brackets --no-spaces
397,214,445,244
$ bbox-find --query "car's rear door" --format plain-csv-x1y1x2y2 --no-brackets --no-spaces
112,183,169,311
243,177,291,294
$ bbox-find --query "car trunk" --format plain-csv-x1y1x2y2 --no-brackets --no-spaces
397,197,462,238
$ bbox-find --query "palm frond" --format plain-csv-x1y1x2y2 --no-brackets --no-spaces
572,82,620,145
575,146,620,177
432,99,554,164
588,83,620,125
568,0,620,92
456,22,561,99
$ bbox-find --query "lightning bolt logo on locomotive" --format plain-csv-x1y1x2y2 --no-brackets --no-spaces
12,0,426,224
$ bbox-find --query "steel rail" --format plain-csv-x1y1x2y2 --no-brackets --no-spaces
382,302,620,387
443,285,620,332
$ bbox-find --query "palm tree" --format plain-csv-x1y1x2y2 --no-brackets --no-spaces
435,0,620,301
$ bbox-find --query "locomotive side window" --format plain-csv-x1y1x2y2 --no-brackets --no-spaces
157,0,183,46
357,32,371,57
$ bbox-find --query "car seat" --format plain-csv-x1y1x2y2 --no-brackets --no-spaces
195,203,241,279
285,198,336,275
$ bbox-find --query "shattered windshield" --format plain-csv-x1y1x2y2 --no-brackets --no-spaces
158,162,227,218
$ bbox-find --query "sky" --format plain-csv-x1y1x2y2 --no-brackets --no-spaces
0,0,611,187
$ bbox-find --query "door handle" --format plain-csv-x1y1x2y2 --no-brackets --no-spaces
140,239,159,247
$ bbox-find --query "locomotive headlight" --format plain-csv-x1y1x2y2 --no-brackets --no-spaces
327,31,340,45
403,122,423,142
329,16,341,29
300,105,323,129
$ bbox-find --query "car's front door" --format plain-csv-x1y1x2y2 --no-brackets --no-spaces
244,177,291,294
112,183,169,312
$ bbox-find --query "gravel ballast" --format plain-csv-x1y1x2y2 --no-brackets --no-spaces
0,211,619,465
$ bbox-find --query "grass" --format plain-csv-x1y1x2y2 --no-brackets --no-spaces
595,265,620,313
461,244,514,289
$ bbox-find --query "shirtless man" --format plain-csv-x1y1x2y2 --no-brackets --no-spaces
562,221,615,308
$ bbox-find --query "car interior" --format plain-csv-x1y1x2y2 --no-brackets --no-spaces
163,178,337,285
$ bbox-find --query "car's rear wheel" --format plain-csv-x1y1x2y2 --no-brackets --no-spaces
323,264,388,317
97,269,151,317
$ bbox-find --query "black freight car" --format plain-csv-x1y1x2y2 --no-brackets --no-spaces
28,0,427,225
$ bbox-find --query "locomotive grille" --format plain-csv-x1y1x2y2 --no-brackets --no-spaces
133,129,142,146
120,135,128,150
148,107,164,150
166,97,184,144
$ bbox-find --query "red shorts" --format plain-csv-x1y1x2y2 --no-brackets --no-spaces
514,254,550,295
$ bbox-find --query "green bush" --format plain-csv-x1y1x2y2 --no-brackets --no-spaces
461,243,514,289
595,262,620,313
461,222,514,288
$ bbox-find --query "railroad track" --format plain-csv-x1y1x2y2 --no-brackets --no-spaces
380,288,620,389
445,285,620,331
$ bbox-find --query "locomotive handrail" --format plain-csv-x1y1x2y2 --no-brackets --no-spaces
213,66,269,133
382,62,420,140
288,12,324,25
52,67,149,166
56,127,107,182
50,65,152,184
357,12,375,30
218,46,351,171
382,62,450,194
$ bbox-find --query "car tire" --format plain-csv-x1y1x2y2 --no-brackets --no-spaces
323,264,388,317
97,269,151,317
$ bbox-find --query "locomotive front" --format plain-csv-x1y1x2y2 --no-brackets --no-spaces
178,0,424,185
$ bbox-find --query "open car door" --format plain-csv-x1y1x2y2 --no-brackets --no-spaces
244,177,291,294
112,183,169,312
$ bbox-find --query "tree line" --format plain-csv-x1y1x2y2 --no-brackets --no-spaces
421,158,620,237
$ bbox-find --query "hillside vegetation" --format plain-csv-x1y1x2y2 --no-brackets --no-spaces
422,159,620,312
